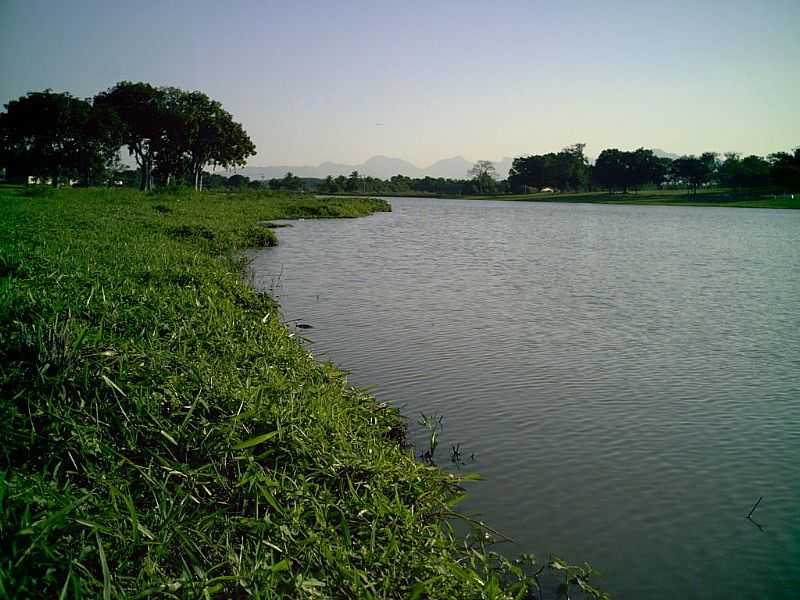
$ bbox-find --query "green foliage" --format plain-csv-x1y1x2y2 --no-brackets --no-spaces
0,90,120,186
93,82,255,191
468,161,499,194
93,82,163,190
670,153,718,193
0,187,604,598
508,144,590,193
593,148,667,192
768,148,800,190
717,153,771,188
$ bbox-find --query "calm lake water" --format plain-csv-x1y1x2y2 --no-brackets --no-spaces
249,198,800,599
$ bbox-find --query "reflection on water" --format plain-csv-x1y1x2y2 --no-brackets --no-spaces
249,198,800,599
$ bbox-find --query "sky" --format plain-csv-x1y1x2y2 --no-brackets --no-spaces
2,0,799,167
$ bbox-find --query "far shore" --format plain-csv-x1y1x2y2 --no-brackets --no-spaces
319,188,800,209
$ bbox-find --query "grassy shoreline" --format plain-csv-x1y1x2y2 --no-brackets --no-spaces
323,188,800,209
0,187,606,599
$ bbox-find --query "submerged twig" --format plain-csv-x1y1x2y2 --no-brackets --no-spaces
747,496,763,520
746,496,765,531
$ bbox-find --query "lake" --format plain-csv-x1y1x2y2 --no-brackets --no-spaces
249,197,800,599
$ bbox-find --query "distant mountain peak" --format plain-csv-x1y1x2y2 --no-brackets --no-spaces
651,148,680,160
229,154,515,180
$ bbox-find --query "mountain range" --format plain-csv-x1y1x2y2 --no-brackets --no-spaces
226,155,514,181
226,149,682,181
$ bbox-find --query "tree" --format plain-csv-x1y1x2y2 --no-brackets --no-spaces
718,153,771,188
768,148,800,190
628,148,667,190
509,155,547,192
150,87,191,187
175,90,255,191
508,145,589,193
346,170,361,192
468,160,497,194
0,90,119,186
321,175,337,193
225,174,250,188
94,82,167,191
593,149,630,192
557,143,590,191
671,153,717,194
593,148,668,192
282,172,303,191
95,83,255,191
75,102,123,185
202,171,227,189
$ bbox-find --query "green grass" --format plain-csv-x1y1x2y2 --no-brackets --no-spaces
0,186,606,599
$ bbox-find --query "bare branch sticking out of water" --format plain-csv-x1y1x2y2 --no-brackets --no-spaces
746,496,764,531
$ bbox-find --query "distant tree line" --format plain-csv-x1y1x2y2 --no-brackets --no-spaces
308,145,799,197
314,169,510,196
2,86,797,196
511,145,800,194
0,83,255,190
313,145,799,197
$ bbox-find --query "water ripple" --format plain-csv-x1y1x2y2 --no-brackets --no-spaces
251,199,800,600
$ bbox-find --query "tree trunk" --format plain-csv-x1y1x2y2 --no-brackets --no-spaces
142,150,153,192
192,161,204,191
139,154,148,191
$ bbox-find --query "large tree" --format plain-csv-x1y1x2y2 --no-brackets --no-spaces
628,148,667,190
593,149,630,191
468,160,497,194
718,153,771,188
556,143,590,191
768,149,800,190
671,153,717,194
508,155,547,191
94,82,167,191
346,170,362,192
94,83,255,191
174,90,255,190
0,90,119,186
593,148,667,192
508,144,589,192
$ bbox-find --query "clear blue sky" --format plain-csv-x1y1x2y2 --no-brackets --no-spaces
2,0,798,166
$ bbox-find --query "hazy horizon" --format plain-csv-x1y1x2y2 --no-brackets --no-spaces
2,0,798,166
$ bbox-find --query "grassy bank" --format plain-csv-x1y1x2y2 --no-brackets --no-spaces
0,187,607,599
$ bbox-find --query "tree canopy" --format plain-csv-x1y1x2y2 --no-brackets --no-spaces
508,144,590,192
94,82,255,190
0,90,119,186
670,153,718,193
768,149,800,190
2,85,797,197
0,82,255,190
467,160,498,194
593,148,668,192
